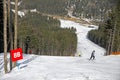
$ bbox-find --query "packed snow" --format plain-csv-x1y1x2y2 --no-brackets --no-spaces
0,20,120,80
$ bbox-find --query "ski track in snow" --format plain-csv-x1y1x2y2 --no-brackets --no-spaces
0,19,120,80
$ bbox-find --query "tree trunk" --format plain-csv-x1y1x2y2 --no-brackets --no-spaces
7,0,13,71
110,22,116,53
3,0,8,73
13,0,18,68
106,29,112,55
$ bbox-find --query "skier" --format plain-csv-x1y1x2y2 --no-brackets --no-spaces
89,50,95,60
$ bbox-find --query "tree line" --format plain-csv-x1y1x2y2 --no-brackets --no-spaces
20,0,68,16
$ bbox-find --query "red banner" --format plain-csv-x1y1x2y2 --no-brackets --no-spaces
10,48,23,62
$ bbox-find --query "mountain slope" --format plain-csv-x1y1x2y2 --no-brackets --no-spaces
0,19,120,80
60,19,105,58
18,0,117,19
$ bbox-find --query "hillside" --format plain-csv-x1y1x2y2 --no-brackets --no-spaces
72,0,117,19
19,0,68,16
18,0,117,20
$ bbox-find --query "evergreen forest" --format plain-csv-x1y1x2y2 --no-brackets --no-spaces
18,13,77,56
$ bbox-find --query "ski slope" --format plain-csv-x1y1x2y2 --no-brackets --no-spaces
60,19,105,58
0,19,120,80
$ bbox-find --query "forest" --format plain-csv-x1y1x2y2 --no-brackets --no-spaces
72,0,117,19
17,13,77,56
19,0,68,16
18,0,117,20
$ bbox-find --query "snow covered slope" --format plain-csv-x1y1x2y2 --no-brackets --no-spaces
0,20,120,80
60,19,105,58
0,55,120,80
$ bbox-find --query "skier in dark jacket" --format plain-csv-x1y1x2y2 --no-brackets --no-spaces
89,50,95,60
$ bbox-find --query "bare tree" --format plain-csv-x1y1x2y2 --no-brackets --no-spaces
3,0,8,73
7,0,13,71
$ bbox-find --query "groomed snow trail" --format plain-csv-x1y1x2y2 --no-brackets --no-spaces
0,19,120,80
1,55,120,80
60,19,106,58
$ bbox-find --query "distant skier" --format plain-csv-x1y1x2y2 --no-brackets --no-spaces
89,50,95,60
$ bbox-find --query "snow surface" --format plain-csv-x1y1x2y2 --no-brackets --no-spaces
30,9,37,13
0,20,120,80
